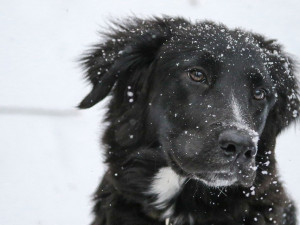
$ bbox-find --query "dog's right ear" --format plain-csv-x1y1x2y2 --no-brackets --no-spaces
253,34,300,134
78,17,184,109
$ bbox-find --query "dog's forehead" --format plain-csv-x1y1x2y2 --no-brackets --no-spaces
162,23,275,79
168,24,264,61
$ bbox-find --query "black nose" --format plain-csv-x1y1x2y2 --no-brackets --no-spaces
218,130,257,160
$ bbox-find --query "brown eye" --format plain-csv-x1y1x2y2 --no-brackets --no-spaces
253,88,267,100
187,69,207,83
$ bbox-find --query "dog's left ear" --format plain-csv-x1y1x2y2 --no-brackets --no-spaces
78,17,182,109
253,34,300,134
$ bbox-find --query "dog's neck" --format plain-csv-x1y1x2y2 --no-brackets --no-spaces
144,163,278,224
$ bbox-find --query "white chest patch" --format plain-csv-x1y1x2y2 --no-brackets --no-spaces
147,167,184,210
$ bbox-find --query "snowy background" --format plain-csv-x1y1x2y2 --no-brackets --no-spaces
1,0,299,224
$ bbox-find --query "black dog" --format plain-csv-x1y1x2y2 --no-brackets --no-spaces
79,17,299,225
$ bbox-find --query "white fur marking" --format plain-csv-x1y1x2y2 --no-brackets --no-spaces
148,167,184,209
232,95,244,124
199,177,237,187
230,95,259,146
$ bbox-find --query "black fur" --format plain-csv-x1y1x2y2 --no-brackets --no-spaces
79,17,300,225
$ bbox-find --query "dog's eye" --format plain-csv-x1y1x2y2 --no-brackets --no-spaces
253,88,267,100
187,68,207,83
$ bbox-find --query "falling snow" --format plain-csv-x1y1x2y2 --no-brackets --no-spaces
1,1,300,225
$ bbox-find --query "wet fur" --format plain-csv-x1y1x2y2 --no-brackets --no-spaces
79,17,300,225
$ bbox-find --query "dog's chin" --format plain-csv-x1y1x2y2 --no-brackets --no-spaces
193,171,256,188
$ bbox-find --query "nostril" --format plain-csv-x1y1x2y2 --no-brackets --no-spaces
221,144,236,156
244,148,256,159
244,149,253,158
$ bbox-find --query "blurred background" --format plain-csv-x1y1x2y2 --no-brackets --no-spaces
0,0,299,224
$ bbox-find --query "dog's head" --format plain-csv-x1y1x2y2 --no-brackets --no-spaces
79,17,299,188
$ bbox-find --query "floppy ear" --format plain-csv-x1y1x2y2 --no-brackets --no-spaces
78,17,183,109
253,34,300,134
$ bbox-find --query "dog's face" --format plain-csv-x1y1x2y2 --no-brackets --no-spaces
149,34,278,187
79,18,299,188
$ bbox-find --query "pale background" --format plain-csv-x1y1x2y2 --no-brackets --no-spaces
0,0,299,224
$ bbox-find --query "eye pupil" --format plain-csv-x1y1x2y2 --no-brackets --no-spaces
188,69,207,83
254,89,266,100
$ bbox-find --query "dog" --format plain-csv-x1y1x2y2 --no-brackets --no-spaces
79,16,299,225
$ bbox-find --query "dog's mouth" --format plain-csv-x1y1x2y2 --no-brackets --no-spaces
167,151,256,188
